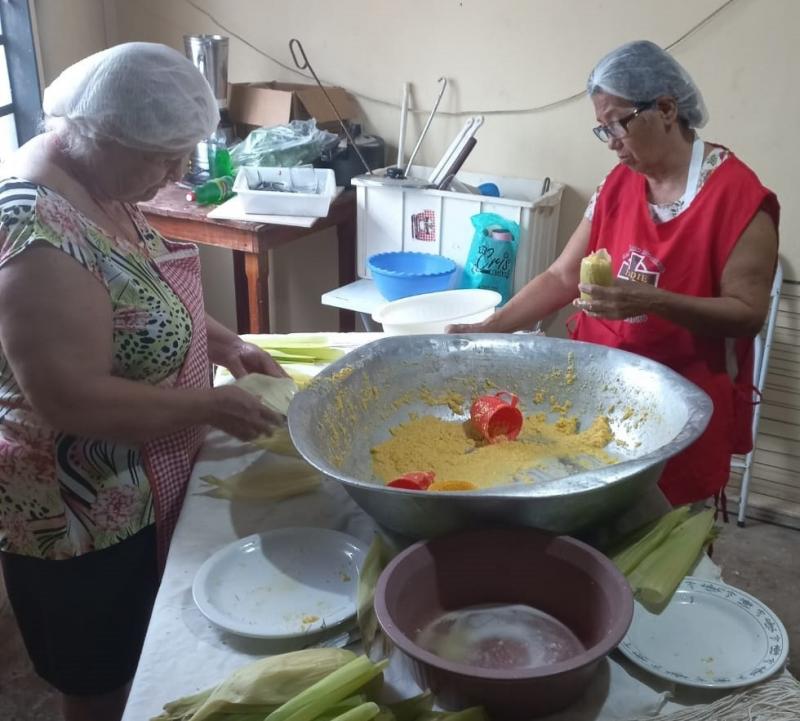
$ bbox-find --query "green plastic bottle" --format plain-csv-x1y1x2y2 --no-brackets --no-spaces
207,145,234,179
186,176,234,206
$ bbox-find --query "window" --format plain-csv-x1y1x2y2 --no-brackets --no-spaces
0,0,41,161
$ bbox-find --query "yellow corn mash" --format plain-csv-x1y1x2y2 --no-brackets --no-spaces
371,411,614,489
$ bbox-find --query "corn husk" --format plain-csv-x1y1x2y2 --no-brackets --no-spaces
326,702,380,721
252,426,302,458
579,249,613,300
284,367,315,389
265,656,388,721
385,691,434,721
200,454,320,501
246,336,346,365
234,374,298,414
234,374,312,458
356,535,396,659
152,648,356,721
628,508,716,612
609,505,691,576
312,695,369,721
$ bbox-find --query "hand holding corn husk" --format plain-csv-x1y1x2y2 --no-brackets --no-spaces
575,249,663,320
579,249,614,301
201,374,320,501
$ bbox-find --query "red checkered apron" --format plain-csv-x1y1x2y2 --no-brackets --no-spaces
143,240,210,569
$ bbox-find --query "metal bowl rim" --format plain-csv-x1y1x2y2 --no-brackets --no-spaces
288,334,713,499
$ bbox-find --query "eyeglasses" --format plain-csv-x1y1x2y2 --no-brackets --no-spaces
592,102,655,142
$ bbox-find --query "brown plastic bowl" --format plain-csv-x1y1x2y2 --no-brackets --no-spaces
374,527,633,720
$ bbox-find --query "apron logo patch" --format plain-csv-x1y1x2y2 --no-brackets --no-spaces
619,248,664,323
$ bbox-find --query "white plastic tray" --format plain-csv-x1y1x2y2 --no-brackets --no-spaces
233,166,337,217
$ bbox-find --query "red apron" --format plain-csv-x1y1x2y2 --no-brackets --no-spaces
143,240,210,568
570,150,779,505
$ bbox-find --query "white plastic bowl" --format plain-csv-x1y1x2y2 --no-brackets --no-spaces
372,289,501,335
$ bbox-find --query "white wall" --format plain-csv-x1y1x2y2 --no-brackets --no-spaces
34,0,800,332
106,0,799,281
32,0,109,84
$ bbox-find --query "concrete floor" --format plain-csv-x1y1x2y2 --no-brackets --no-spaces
1,518,798,721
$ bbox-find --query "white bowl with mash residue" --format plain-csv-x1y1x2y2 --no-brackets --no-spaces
372,289,501,335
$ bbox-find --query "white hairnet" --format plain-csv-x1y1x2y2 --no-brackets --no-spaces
42,42,219,153
587,40,708,129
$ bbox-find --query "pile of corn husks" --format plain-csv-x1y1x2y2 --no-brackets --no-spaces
608,506,717,612
153,649,486,721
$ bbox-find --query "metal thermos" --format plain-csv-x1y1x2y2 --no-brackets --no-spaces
183,34,234,174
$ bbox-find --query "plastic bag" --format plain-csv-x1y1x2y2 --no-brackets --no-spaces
229,118,339,168
461,213,521,305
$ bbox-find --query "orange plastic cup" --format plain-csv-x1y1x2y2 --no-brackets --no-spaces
470,391,523,442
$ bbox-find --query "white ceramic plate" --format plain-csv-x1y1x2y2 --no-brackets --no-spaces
619,577,788,688
192,527,366,639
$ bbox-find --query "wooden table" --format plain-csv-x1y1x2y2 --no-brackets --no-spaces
139,184,357,333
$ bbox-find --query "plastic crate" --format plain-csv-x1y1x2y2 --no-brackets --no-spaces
352,166,564,293
233,166,337,217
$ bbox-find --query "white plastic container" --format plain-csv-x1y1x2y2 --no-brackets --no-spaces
233,166,337,217
352,166,564,294
372,288,501,335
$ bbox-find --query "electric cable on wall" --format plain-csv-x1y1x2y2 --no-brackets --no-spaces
184,0,739,116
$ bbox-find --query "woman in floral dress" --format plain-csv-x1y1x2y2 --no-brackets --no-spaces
0,43,283,721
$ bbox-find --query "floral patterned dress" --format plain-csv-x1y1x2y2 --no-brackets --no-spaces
0,180,194,559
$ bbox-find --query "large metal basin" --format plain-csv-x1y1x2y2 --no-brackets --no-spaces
288,335,711,539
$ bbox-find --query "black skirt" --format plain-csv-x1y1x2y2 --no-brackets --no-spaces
0,524,159,696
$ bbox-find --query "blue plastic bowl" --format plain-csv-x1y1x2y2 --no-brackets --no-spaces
368,252,457,301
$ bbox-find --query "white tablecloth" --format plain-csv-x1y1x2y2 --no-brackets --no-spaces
121,333,739,721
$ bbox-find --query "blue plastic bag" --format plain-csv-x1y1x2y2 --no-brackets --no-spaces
461,213,520,305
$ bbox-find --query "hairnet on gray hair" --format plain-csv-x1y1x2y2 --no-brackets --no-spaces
42,42,219,154
587,40,708,129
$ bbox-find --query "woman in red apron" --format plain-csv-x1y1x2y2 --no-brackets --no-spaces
0,44,284,721
451,40,779,507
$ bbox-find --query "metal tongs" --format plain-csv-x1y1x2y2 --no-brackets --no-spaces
385,77,449,180
289,38,372,175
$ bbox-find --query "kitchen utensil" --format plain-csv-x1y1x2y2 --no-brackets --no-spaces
387,471,435,490
428,116,484,186
184,34,229,106
191,527,366,639
397,82,410,168
288,334,712,540
470,390,523,442
620,577,789,689
374,527,633,719
184,34,232,175
403,77,448,176
435,136,477,190
289,38,372,175
371,288,501,335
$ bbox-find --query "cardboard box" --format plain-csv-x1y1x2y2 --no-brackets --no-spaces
228,81,360,133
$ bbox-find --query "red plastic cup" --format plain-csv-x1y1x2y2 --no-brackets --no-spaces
387,471,436,491
470,391,523,442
